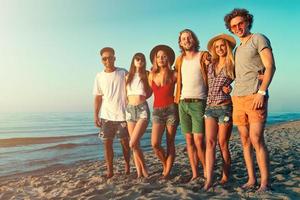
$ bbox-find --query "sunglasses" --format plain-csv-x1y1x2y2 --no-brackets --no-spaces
102,56,113,61
135,57,143,62
230,20,246,30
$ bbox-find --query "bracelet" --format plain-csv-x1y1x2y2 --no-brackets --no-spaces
257,90,266,96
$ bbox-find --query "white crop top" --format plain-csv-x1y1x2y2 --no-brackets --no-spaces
126,73,146,96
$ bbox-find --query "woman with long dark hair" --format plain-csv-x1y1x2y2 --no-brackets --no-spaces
126,53,152,178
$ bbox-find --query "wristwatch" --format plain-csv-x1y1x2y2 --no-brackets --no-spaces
257,90,266,96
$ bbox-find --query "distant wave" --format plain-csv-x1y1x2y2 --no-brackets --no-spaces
0,133,97,147
39,143,97,151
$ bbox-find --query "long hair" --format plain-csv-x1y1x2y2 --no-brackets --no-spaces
178,29,200,53
151,50,173,85
200,51,211,70
126,53,151,94
210,39,235,79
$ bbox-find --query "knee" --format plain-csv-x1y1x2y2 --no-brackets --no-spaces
250,135,263,149
206,139,216,150
130,141,139,150
194,138,205,149
167,139,175,148
152,142,160,151
240,136,251,148
218,140,229,151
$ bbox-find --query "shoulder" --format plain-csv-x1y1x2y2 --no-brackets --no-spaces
175,54,184,68
172,70,178,80
148,71,154,81
116,67,128,72
115,67,128,75
252,33,270,42
252,33,272,50
95,72,103,79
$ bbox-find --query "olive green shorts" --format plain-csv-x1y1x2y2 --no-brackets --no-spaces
179,100,206,134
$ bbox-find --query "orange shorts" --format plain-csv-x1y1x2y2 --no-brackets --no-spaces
232,94,268,126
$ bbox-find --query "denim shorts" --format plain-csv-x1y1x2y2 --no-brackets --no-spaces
126,101,150,123
152,103,178,126
98,119,129,141
204,104,233,124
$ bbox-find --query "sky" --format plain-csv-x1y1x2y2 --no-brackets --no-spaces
0,0,299,113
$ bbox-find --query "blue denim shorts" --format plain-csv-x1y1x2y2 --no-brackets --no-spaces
204,104,233,124
98,119,129,141
126,101,150,123
152,103,178,126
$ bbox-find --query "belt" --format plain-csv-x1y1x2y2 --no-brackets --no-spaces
181,98,202,103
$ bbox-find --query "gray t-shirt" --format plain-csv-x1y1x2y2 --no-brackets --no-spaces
233,33,272,96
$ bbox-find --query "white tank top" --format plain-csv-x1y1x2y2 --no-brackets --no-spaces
181,53,207,99
126,73,146,97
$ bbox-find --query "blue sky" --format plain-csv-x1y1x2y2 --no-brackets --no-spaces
0,0,299,112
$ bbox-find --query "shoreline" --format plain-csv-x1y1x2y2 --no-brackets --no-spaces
0,120,299,199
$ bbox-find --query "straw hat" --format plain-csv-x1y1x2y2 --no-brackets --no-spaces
207,33,236,53
150,45,175,66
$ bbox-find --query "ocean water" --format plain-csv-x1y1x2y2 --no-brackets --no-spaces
0,112,299,177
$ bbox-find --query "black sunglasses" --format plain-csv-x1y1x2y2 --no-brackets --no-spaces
102,56,113,61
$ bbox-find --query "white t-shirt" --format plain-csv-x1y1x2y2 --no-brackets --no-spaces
93,68,127,121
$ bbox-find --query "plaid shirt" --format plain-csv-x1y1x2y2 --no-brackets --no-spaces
207,64,233,105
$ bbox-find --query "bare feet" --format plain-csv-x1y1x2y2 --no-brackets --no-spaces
142,169,149,178
219,178,228,185
106,172,114,179
241,181,257,190
189,176,199,183
203,182,213,191
256,185,270,193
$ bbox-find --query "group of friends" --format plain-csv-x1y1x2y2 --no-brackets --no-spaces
93,8,276,192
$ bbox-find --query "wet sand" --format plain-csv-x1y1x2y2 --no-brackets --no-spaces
0,120,299,199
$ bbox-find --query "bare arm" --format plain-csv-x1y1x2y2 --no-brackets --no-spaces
252,48,276,109
259,48,276,91
148,72,153,89
94,95,102,128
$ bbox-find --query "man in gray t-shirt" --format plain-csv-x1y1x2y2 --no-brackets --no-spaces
224,8,276,192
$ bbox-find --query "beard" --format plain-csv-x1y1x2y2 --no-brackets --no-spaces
183,45,195,52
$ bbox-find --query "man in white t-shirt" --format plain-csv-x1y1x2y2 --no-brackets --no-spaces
93,47,130,178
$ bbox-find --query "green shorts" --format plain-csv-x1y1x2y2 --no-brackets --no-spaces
179,99,206,134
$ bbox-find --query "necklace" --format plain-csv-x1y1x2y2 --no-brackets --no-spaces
241,33,253,45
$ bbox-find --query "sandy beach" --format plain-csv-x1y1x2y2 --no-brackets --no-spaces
0,120,299,200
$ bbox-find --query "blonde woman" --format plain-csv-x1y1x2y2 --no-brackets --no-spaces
203,34,236,191
148,45,178,179
126,53,152,178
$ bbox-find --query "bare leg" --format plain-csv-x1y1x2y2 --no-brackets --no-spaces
249,122,269,192
127,122,142,177
186,133,199,180
103,139,114,178
151,123,166,175
218,123,232,184
120,137,130,175
164,124,177,177
204,118,218,190
193,133,206,179
128,120,149,178
238,126,257,188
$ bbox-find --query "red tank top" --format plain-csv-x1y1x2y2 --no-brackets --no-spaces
152,81,175,108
